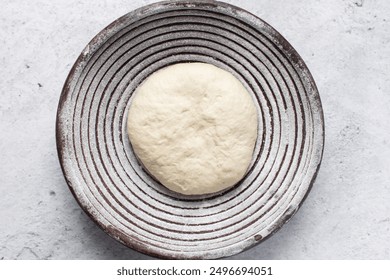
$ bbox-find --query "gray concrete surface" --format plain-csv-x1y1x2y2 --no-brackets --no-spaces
1,0,389,259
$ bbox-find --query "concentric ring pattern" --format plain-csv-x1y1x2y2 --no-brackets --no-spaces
56,0,324,259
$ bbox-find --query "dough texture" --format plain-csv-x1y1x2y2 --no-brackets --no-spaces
127,63,258,195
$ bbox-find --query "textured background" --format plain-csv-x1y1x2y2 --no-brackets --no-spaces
1,0,389,259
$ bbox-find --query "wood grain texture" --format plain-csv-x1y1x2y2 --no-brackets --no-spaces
56,0,324,259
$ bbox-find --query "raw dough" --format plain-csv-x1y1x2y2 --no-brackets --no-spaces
127,63,258,195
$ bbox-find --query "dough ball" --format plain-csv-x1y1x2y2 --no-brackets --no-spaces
127,62,258,195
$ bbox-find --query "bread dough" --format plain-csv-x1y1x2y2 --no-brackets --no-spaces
127,63,258,195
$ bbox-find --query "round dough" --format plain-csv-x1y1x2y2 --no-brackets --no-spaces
127,63,258,195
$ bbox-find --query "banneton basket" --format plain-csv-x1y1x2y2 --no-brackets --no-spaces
56,0,324,259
